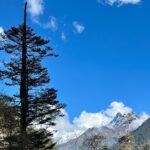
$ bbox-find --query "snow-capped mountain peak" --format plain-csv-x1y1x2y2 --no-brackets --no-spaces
108,112,137,129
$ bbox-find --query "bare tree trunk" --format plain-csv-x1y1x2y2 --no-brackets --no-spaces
20,2,28,134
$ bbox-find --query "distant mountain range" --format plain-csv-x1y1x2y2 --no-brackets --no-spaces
57,112,150,150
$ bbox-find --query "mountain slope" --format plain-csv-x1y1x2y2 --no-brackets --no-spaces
132,118,150,145
57,112,138,150
57,127,118,150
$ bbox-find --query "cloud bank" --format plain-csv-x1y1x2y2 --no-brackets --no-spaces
52,101,149,144
97,0,141,6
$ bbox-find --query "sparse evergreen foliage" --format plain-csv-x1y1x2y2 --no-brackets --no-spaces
143,144,150,150
0,95,19,150
25,128,58,150
119,134,135,150
0,2,65,149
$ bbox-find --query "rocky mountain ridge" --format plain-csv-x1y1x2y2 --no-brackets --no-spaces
57,112,147,150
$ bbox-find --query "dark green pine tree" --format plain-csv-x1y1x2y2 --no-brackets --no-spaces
0,2,65,149
0,95,20,150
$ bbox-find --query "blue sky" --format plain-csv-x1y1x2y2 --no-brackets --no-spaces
0,0,150,123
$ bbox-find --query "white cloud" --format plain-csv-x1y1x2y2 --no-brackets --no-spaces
61,32,67,41
45,16,58,32
27,0,44,20
26,0,58,32
0,27,4,36
52,101,149,144
97,0,141,6
73,21,85,34
0,26,7,40
26,1,85,38
30,15,58,32
104,101,132,117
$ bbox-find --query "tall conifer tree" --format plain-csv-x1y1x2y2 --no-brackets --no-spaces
0,2,65,149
